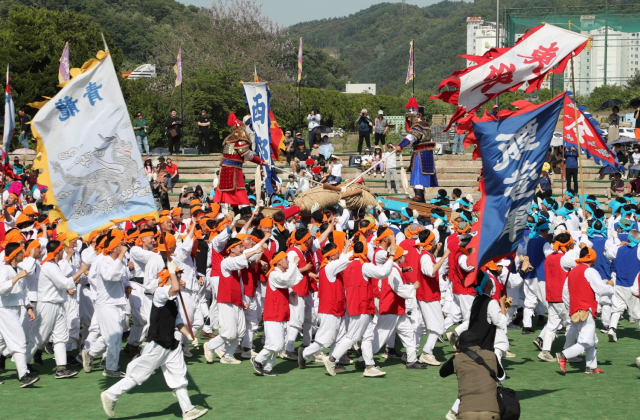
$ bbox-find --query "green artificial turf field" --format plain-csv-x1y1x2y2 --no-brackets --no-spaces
1,317,638,420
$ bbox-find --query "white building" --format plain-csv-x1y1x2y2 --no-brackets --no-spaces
563,17,640,95
466,17,505,66
127,64,157,79
344,82,376,95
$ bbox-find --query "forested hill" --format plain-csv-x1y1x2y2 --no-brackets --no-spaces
289,0,616,95
0,0,197,68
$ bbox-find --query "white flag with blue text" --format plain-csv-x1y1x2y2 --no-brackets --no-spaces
32,52,156,235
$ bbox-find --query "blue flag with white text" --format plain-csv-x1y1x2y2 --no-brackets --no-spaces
243,82,275,196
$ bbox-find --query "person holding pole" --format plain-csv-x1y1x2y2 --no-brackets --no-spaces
100,262,209,420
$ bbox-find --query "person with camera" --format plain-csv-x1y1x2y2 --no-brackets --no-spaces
307,107,321,149
165,109,183,155
356,109,373,154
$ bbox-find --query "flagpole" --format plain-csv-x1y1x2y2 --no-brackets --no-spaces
412,39,415,97
568,21,586,214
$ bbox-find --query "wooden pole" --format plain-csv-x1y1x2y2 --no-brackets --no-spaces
158,231,194,339
568,21,587,215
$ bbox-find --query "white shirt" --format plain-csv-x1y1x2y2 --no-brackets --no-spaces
221,254,249,278
268,264,303,291
0,264,28,307
323,254,351,282
388,263,415,299
307,113,321,130
330,162,343,177
153,286,184,327
92,255,130,306
129,246,156,278
144,253,164,295
384,152,397,170
19,256,40,303
38,261,76,304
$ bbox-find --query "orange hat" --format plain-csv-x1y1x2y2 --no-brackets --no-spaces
259,217,273,228
349,241,369,264
56,232,68,243
267,251,288,276
404,224,423,239
171,207,182,217
87,230,100,244
392,245,408,261
22,206,37,216
189,199,201,207
159,216,171,224
157,233,176,252
16,213,33,226
160,210,170,217
208,203,221,219
190,206,202,215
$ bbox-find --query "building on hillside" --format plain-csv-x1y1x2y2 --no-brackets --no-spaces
562,21,640,95
344,82,376,95
466,17,505,66
124,64,157,80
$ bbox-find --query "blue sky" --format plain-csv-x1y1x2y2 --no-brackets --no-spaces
178,1,449,26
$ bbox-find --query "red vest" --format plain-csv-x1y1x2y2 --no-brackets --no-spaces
399,239,420,284
241,263,260,298
378,266,406,315
489,272,503,301
416,251,441,302
343,260,375,316
446,233,460,277
568,264,597,317
264,239,278,261
450,249,475,295
545,252,568,303
217,266,242,306
210,248,224,277
263,279,290,322
288,246,313,297
318,266,346,317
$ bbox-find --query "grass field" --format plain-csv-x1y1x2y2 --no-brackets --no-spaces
1,316,639,420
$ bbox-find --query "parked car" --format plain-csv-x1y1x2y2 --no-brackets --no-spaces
620,127,636,138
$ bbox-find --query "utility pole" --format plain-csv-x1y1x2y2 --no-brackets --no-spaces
495,0,500,108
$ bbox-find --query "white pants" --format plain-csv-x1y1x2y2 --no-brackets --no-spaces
523,277,547,328
128,282,147,346
241,295,260,349
285,293,306,352
94,304,127,371
176,289,201,346
206,302,245,358
417,300,445,355
26,301,69,366
255,321,287,371
142,293,153,339
542,302,571,352
84,310,105,355
78,285,94,343
563,315,598,370
302,313,345,360
361,313,417,365
609,285,640,330
0,306,29,377
453,294,475,335
104,341,194,414
65,287,80,352
330,314,372,361
208,276,220,330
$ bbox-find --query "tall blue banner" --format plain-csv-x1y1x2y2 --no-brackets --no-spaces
468,94,564,271
243,82,275,196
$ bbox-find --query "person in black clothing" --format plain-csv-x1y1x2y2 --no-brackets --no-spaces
165,109,183,155
356,109,373,153
101,262,208,420
18,108,31,149
291,142,310,173
196,109,210,154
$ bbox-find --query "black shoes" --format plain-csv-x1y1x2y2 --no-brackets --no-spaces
521,327,534,335
67,353,82,367
27,364,39,374
355,360,366,370
33,350,43,365
262,370,278,377
55,367,79,379
406,362,428,369
250,357,264,376
297,347,306,369
533,337,543,350
0,354,6,371
20,374,40,388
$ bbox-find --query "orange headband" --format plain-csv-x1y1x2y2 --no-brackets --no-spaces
453,220,471,234
273,219,285,232
374,228,394,245
405,225,423,239
415,230,435,251
483,260,498,272
125,230,139,243
26,240,40,252
157,233,176,252
171,207,182,217
226,240,243,253
4,246,23,263
392,245,406,261
217,219,231,232
287,231,311,251
320,248,339,269
102,230,124,255
267,251,288,277
553,238,573,253
260,217,274,228
5,229,25,244
576,247,597,265
349,242,369,264
41,243,63,265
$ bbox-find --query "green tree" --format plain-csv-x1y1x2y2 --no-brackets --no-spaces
0,6,123,111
